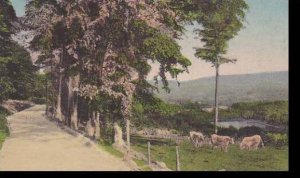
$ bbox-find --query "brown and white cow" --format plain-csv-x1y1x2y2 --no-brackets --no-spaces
211,134,235,152
240,135,264,150
189,131,205,148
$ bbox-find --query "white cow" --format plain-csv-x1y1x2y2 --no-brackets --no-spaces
189,131,205,148
211,134,235,152
240,135,265,150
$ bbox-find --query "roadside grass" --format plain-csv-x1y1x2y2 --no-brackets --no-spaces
97,138,153,171
133,158,152,171
0,111,9,149
131,136,288,171
0,132,7,149
98,140,124,158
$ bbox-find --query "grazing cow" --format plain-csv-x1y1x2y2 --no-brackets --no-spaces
189,131,205,148
211,134,235,152
240,135,264,150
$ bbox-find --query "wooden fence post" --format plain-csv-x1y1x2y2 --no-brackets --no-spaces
176,145,180,171
148,141,151,166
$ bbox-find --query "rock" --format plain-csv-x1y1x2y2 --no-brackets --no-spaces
218,169,226,171
135,128,180,139
85,120,95,137
112,123,126,149
151,161,172,171
131,150,147,161
95,124,100,140
155,161,167,168
1,100,34,114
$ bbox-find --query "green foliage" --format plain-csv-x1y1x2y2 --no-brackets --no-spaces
220,101,288,125
0,75,15,102
267,133,288,148
0,44,37,101
30,73,52,103
30,97,47,104
0,112,8,134
132,93,213,134
0,0,17,56
194,0,248,65
0,111,9,149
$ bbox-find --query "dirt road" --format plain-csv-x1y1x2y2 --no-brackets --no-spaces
0,105,131,171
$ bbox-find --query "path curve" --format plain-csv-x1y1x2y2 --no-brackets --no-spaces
0,105,131,171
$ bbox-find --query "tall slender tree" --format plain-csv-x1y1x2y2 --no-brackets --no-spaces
194,0,248,134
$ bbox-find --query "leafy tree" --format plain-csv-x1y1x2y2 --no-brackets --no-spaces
0,0,36,102
194,0,248,134
25,0,204,152
0,44,36,101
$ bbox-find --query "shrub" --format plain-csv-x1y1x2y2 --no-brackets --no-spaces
237,126,266,138
218,126,239,137
266,133,288,147
0,112,9,134
30,97,47,104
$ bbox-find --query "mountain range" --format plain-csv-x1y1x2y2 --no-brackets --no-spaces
150,71,288,106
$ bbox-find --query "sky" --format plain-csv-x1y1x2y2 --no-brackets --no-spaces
11,0,288,81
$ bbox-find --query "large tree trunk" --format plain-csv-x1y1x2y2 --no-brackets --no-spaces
67,76,73,127
68,75,80,130
56,73,63,122
214,61,219,134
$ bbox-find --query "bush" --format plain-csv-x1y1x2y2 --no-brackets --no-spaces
30,97,47,104
0,112,9,134
237,126,266,138
218,126,239,137
267,133,288,147
221,101,288,125
0,111,9,148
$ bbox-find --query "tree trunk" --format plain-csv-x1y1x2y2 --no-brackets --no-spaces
126,118,130,152
67,76,73,127
45,77,48,116
95,112,101,140
56,73,63,122
50,65,56,119
214,61,219,134
68,75,80,130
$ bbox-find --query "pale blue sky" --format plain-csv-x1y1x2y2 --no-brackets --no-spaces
11,0,288,81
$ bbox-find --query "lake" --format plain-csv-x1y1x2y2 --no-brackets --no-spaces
215,119,285,132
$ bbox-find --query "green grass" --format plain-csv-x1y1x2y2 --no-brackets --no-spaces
0,111,9,149
98,141,124,158
98,139,154,171
0,132,7,148
133,158,152,171
131,136,288,171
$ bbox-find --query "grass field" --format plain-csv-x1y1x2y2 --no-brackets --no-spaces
131,136,288,171
0,131,7,149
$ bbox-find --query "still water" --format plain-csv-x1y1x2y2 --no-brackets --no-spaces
215,119,284,131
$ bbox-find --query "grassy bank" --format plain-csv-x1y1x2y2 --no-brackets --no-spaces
0,110,9,149
131,136,288,171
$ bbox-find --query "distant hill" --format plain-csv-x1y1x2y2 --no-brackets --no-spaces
150,71,288,106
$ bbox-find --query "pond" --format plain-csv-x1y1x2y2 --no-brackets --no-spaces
215,119,285,132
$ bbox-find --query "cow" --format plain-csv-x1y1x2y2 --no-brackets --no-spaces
189,131,205,148
240,135,265,150
211,134,235,152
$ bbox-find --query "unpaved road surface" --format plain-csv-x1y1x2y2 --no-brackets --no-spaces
0,105,131,171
